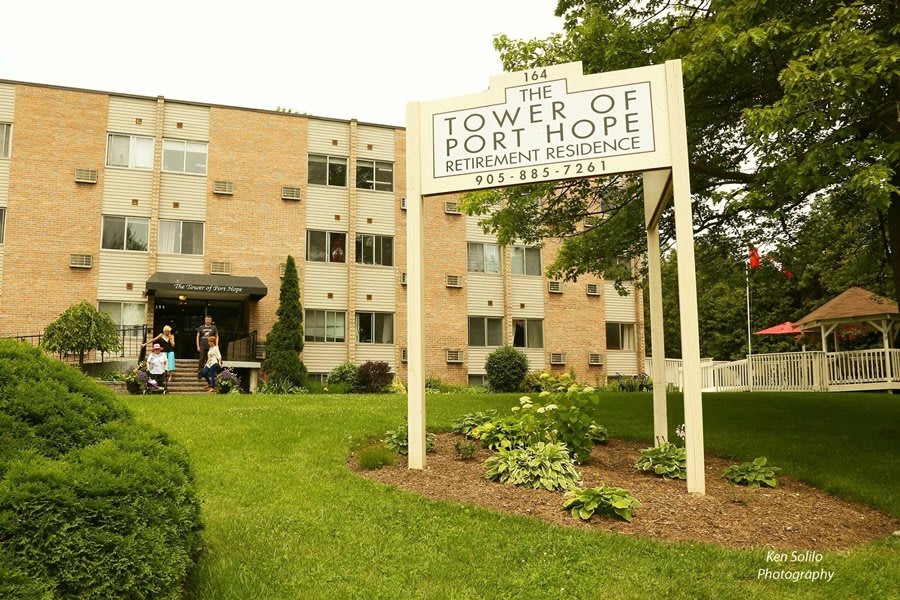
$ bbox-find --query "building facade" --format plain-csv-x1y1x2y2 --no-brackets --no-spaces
0,79,644,384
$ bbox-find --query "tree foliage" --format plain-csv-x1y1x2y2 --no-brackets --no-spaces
40,301,122,367
263,255,307,386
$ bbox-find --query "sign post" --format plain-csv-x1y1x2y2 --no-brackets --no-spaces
407,60,706,493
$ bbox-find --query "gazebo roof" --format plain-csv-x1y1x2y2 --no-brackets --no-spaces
796,287,899,329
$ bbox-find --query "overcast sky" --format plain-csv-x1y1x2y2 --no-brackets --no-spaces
1,1,563,126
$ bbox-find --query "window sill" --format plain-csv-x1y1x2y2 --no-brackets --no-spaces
161,170,207,177
105,165,153,172
100,248,150,254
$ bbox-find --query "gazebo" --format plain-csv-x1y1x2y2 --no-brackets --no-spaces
795,287,900,352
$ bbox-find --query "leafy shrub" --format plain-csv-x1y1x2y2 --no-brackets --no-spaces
0,340,202,599
525,373,603,463
328,361,359,388
484,346,529,392
257,377,307,395
521,370,545,392
635,441,687,479
563,484,642,522
383,423,436,455
471,413,550,451
484,442,581,491
357,443,397,470
40,300,122,367
215,367,242,394
454,440,477,460
450,410,497,436
724,457,781,488
588,422,609,443
356,361,393,393
609,373,652,392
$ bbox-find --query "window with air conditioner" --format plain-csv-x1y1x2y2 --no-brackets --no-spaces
467,242,501,273
281,186,302,200
589,353,604,366
308,154,347,187
356,312,394,344
107,133,153,169
306,230,346,263
69,254,93,268
468,316,503,347
513,318,543,349
0,123,10,158
606,322,636,351
162,139,208,174
548,281,562,293
355,234,394,266
101,216,149,251
550,352,566,365
210,261,231,275
355,159,393,192
213,180,234,195
446,350,463,363
445,275,463,288
305,310,346,343
158,220,204,255
400,272,407,285
511,246,542,276
401,348,408,362
586,283,600,296
444,201,461,214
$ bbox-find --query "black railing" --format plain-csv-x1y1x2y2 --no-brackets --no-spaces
217,329,259,362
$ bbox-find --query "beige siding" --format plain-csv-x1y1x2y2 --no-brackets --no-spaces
156,254,204,274
159,173,207,221
98,251,150,301
0,83,14,120
509,276,545,318
163,103,210,141
467,347,496,375
355,344,395,370
103,168,153,217
0,161,8,206
607,351,639,376
467,273,504,317
466,215,496,243
523,348,545,371
303,343,348,374
306,187,349,230
604,281,637,322
357,126,395,160
303,263,348,307
355,266,395,311
308,120,350,155
107,97,158,135
355,191,394,234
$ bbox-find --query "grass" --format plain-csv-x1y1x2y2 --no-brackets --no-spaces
123,391,900,599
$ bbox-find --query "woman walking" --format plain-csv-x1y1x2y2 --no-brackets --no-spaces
144,325,176,383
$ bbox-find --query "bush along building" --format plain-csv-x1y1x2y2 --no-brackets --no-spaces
0,79,644,385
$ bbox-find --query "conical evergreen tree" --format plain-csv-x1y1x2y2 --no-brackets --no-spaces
262,255,307,386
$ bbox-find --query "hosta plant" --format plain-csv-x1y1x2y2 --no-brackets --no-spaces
563,484,642,522
383,423,436,455
724,457,781,488
635,441,686,480
484,442,581,491
451,410,497,436
587,422,609,444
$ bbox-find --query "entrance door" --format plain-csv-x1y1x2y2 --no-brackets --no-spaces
153,298,246,361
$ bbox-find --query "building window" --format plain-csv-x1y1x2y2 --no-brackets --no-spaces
106,133,153,169
98,301,146,334
355,159,393,192
306,230,346,263
355,234,394,266
511,246,542,276
308,155,347,187
468,316,503,347
512,318,544,348
357,312,394,344
162,139,208,174
606,322,636,351
158,220,204,255
101,216,149,251
305,310,346,343
468,374,488,387
0,123,10,158
467,243,501,273
0,208,5,244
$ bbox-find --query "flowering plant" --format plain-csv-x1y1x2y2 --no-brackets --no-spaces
216,368,242,394
124,362,152,393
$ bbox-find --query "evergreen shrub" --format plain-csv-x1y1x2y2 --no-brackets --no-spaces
327,361,359,389
484,346,529,392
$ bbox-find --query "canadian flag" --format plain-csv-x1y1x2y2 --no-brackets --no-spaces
749,246,761,270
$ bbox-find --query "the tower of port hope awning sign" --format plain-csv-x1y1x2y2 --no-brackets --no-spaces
406,60,707,494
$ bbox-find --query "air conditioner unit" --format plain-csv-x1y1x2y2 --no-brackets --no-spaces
588,352,604,366
210,260,232,275
281,186,302,201
401,348,408,363
69,254,93,269
400,272,407,286
548,281,562,293
280,263,286,278
74,168,98,184
584,215,600,228
213,180,234,195
445,275,463,288
586,283,600,296
446,349,463,363
444,201,461,215
550,352,566,365
400,197,407,210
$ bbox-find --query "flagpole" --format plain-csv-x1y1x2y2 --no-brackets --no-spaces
746,261,753,391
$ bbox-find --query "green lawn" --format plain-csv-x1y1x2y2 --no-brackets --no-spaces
123,392,899,599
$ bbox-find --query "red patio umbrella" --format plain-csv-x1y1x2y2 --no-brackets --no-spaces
754,321,802,335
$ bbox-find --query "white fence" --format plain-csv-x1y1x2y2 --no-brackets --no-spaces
646,349,900,392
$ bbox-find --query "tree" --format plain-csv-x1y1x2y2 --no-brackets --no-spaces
466,0,899,299
40,301,122,367
262,255,308,386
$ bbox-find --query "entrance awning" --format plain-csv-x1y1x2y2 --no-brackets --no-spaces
146,272,268,300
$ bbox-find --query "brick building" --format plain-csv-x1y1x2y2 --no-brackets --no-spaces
0,79,644,384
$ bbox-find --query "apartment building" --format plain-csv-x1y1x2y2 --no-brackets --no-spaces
0,79,644,384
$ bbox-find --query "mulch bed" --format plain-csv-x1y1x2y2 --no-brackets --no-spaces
351,433,899,551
